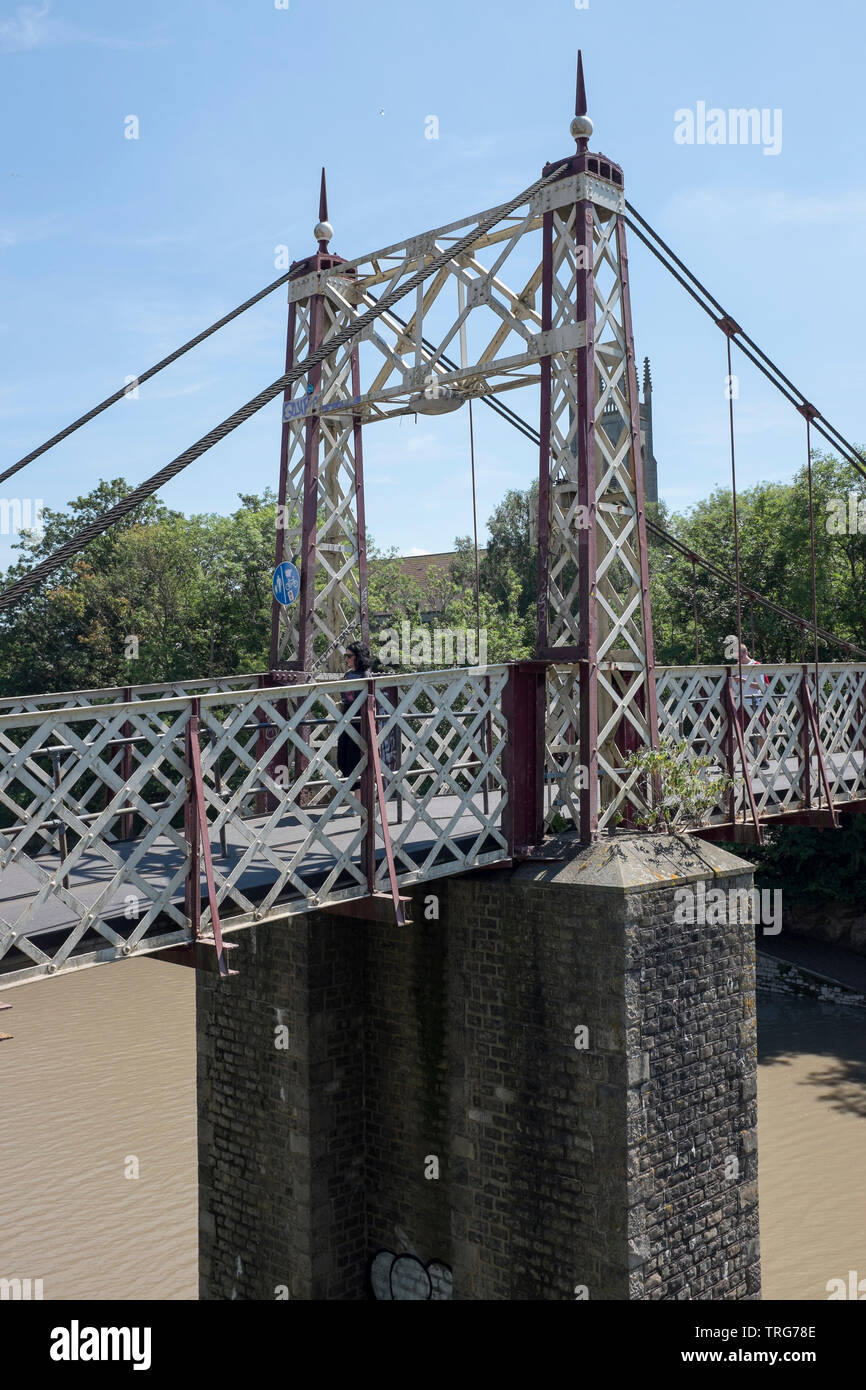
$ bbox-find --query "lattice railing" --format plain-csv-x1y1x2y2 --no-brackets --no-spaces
2,660,864,985
655,664,866,824
815,666,866,803
545,663,866,832
0,695,193,987
371,669,509,890
544,664,582,830
0,666,510,987
0,671,261,719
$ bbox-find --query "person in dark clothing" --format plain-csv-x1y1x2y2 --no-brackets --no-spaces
337,642,373,785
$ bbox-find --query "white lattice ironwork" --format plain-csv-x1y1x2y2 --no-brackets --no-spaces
195,680,370,928
281,193,570,424
272,170,598,674
544,663,582,828
0,667,511,987
371,669,508,889
0,672,259,719
273,285,369,671
655,664,866,824
538,166,656,835
816,666,866,802
0,696,193,987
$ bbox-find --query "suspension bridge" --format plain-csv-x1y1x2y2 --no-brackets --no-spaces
1,54,864,994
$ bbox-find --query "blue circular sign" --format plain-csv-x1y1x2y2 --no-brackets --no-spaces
272,560,300,606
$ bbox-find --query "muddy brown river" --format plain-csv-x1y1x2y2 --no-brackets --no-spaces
0,960,863,1300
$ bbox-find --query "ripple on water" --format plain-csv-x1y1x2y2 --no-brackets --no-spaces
0,959,197,1301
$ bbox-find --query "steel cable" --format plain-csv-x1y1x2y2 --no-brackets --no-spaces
0,167,562,613
0,271,296,488
624,203,866,482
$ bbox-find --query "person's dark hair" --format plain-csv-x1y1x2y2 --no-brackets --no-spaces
346,641,374,673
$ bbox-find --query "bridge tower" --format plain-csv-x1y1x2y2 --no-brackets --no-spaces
537,55,659,840
269,170,369,674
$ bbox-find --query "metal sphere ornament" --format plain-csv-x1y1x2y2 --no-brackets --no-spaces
314,219,333,244
570,113,593,142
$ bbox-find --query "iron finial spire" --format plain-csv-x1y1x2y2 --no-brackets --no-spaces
570,51,593,150
575,50,587,118
314,167,333,250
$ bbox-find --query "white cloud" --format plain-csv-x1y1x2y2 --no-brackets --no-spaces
0,3,161,54
406,547,431,556
0,212,65,251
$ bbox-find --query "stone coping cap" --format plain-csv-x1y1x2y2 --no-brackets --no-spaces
511,832,754,893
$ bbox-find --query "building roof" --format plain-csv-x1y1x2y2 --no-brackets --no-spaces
396,550,486,588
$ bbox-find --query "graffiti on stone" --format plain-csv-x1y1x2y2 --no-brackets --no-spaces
369,1250,452,1300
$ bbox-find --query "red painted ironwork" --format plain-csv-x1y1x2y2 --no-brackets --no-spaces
503,660,546,852
576,199,599,843
799,665,812,811
616,216,659,753
187,701,235,977
269,300,297,669
364,685,405,926
536,207,554,655
724,671,763,843
801,677,839,826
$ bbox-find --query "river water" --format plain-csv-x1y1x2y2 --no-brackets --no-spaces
1,961,863,1300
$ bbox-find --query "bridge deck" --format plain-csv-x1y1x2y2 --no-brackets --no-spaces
0,791,502,963
1,661,864,987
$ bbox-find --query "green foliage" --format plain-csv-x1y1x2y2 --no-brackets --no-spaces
3,444,864,698
0,483,277,693
649,453,866,664
731,814,866,904
623,737,733,832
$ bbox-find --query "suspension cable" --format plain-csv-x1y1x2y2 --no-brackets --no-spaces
0,166,563,614
801,404,823,763
0,271,296,488
624,202,866,483
5,182,865,661
439,362,866,660
722,322,747,728
389,320,866,658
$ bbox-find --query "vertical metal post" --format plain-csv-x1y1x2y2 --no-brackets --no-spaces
724,671,737,827
536,208,554,654
360,686,376,896
185,704,201,942
363,680,404,924
576,200,599,842
799,664,812,811
616,215,659,752
269,302,297,669
503,661,546,853
296,292,325,672
50,750,70,892
351,346,370,655
120,687,133,841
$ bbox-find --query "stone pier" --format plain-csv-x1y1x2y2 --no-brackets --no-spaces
196,833,760,1300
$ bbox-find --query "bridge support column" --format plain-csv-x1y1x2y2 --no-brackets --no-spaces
197,835,760,1300
196,914,366,1300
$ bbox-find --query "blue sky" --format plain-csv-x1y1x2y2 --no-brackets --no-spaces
1,0,864,568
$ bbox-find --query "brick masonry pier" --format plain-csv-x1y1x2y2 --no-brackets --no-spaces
196,833,761,1300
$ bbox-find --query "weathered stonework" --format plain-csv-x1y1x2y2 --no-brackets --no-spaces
757,951,866,1010
197,833,760,1300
